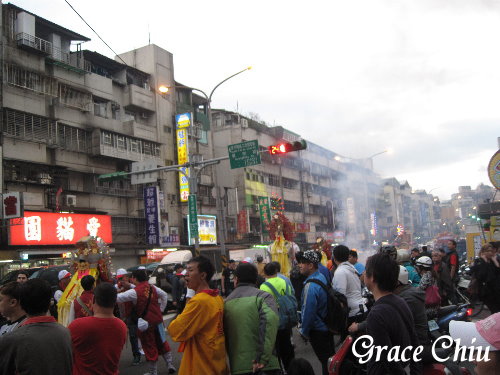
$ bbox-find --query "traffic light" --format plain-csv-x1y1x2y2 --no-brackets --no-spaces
98,171,128,182
268,140,307,155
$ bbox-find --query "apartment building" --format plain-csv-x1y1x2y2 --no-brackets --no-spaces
210,109,383,248
0,4,209,268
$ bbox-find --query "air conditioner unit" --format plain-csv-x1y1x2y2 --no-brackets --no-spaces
66,195,77,207
141,113,149,119
241,119,248,128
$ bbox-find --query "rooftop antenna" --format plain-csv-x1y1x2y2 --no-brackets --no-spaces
148,24,151,45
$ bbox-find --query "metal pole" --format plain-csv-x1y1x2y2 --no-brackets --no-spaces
208,102,227,257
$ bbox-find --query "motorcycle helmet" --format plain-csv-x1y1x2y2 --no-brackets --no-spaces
396,249,410,264
379,245,397,260
416,256,432,269
398,265,409,285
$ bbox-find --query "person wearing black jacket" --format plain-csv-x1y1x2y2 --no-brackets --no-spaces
471,243,500,314
363,253,421,375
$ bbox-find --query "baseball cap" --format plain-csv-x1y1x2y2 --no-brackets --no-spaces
138,266,146,270
58,270,71,281
296,250,321,265
242,257,253,263
116,268,127,277
181,269,187,276
450,312,500,351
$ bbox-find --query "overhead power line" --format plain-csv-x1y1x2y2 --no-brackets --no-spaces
63,0,128,65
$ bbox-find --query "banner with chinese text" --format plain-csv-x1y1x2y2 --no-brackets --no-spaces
9,212,112,245
176,113,191,202
258,196,271,234
144,186,160,246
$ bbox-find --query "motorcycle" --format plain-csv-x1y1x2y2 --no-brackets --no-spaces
427,303,471,338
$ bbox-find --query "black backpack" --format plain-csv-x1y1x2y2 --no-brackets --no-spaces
305,278,349,336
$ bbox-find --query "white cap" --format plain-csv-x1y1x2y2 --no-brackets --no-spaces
181,269,187,276
450,313,500,351
138,266,146,270
116,268,127,277
243,257,253,263
398,265,409,285
58,270,71,281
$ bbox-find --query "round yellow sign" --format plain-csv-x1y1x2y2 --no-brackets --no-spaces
487,150,500,189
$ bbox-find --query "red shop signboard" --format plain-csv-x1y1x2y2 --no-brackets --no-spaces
9,212,112,246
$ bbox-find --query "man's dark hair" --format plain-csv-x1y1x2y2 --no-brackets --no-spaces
256,255,264,263
348,250,358,259
229,259,235,264
439,248,446,255
365,253,399,292
263,262,279,276
270,261,281,272
131,269,148,282
17,270,29,278
235,262,258,284
189,256,215,281
411,248,420,254
333,245,350,262
174,264,183,271
94,282,117,308
81,275,95,291
449,240,457,247
0,281,21,299
421,246,428,251
19,279,52,316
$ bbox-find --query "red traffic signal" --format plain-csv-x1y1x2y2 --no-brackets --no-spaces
268,140,307,155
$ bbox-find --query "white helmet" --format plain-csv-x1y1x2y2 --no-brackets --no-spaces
416,256,432,268
398,266,409,285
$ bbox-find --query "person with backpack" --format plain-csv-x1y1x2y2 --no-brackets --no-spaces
332,245,365,325
260,262,297,370
363,252,421,375
297,250,334,375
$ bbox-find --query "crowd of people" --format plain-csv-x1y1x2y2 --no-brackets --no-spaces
0,240,499,374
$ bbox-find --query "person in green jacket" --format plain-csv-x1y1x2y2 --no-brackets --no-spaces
224,262,280,375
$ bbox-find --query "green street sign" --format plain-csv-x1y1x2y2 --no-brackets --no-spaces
188,194,198,237
228,140,261,169
98,171,128,181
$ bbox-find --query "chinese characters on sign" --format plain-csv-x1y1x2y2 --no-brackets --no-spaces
2,192,22,219
237,210,248,236
258,196,271,235
144,186,160,246
188,215,217,245
176,113,191,202
9,212,112,245
188,194,199,237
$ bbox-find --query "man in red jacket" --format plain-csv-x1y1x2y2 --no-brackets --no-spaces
68,275,95,324
116,269,175,375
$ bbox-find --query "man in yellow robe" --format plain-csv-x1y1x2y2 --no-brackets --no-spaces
168,256,228,375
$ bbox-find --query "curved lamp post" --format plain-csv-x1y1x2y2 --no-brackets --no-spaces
158,67,251,256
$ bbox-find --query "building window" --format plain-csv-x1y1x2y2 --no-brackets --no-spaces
123,111,135,122
116,135,126,150
94,98,108,118
387,216,393,224
111,103,121,120
102,132,112,145
130,139,139,153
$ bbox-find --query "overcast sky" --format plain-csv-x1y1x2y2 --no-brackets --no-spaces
13,0,500,200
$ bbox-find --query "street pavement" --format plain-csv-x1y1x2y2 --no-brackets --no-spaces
118,313,323,375
118,308,490,375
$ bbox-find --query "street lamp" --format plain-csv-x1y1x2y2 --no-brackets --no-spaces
158,67,251,257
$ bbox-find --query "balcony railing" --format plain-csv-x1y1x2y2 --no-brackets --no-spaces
16,32,51,55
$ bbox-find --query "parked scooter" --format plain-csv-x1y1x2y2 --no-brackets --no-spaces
427,303,471,338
